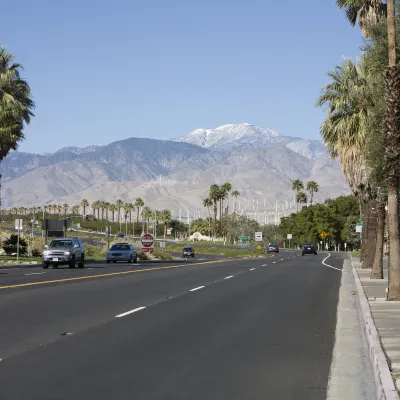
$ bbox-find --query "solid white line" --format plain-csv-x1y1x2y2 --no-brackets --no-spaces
115,306,146,318
25,272,46,276
224,276,234,280
322,253,342,272
249,268,255,271
189,286,205,292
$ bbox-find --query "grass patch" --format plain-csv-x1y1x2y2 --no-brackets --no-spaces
152,251,173,261
351,250,360,257
165,243,265,258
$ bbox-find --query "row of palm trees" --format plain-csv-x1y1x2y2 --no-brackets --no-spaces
318,0,400,300
202,182,240,238
291,180,319,211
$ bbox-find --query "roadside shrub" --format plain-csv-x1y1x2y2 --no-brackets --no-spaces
84,245,98,257
3,234,28,255
138,252,150,260
152,251,173,260
31,249,42,257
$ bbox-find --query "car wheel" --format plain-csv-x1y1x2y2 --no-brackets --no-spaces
302,253,305,256
106,260,110,264
68,257,76,269
192,254,195,258
78,255,85,268
42,262,49,269
53,263,58,268
133,257,137,264
113,260,116,263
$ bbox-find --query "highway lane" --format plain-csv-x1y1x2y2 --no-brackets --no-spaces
0,252,343,399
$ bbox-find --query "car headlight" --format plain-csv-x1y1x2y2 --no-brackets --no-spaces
64,251,70,255
43,250,49,256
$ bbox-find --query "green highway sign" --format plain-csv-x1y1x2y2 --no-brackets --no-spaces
239,236,250,240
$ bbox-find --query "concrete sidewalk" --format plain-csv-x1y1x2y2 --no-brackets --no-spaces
354,258,400,395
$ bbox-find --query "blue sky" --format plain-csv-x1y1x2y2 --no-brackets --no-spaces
1,0,363,153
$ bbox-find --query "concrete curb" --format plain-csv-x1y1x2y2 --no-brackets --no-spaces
351,256,399,400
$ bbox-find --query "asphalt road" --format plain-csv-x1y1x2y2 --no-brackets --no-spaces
0,250,344,400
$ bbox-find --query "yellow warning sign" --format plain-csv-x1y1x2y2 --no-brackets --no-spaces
320,231,327,238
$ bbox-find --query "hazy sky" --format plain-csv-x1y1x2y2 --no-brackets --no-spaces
1,0,363,153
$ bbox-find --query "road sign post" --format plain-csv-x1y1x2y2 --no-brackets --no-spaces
255,232,262,242
141,233,154,253
287,234,292,249
15,219,23,265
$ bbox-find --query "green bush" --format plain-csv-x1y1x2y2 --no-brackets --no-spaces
3,234,28,255
138,252,150,260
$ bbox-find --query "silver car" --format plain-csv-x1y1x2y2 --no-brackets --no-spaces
42,238,85,269
106,243,138,263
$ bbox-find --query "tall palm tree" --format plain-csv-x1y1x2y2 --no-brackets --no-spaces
292,180,304,211
57,205,62,216
209,184,220,239
71,205,80,215
115,199,123,228
231,190,240,213
81,199,89,216
306,181,319,205
108,203,117,223
52,204,57,215
63,204,69,215
0,48,34,211
316,57,379,269
296,192,308,209
124,203,134,223
134,198,144,223
385,0,400,300
141,206,152,234
203,198,213,238
160,209,172,238
336,0,387,36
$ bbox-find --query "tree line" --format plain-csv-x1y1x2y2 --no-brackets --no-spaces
317,1,400,300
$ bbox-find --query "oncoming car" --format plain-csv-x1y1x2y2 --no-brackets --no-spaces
106,243,137,263
42,238,85,269
266,244,279,254
302,242,318,256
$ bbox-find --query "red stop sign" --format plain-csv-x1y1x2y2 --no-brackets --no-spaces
141,233,154,248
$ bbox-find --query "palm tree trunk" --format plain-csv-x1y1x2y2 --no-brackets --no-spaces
386,0,400,300
362,199,378,269
213,202,217,240
371,199,385,279
219,200,223,236
136,208,140,223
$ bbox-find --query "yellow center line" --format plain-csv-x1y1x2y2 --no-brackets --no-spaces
0,258,240,290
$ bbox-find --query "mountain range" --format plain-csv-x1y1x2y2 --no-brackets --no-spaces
0,123,349,219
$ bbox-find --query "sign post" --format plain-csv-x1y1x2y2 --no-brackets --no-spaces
106,226,111,249
15,219,23,265
320,231,327,251
141,233,154,253
255,232,262,242
287,234,292,249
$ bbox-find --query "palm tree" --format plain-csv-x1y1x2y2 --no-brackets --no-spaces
124,203,134,223
141,206,152,234
385,0,400,300
306,181,319,206
231,190,240,213
52,204,57,215
71,205,80,216
108,203,117,223
63,204,69,215
0,48,34,211
296,192,307,209
57,205,62,216
292,180,304,211
115,199,123,229
316,57,379,269
134,198,144,223
81,199,89,216
104,201,110,221
160,209,172,238
203,198,213,237
336,0,386,36
209,184,220,239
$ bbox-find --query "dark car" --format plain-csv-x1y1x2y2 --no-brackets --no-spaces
117,233,125,238
267,244,279,254
182,247,195,258
302,242,317,256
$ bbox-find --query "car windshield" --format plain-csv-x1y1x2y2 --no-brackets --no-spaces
183,248,193,251
304,243,314,247
49,240,73,247
110,244,130,251
269,244,278,248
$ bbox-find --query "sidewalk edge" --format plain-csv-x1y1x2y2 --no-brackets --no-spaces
351,256,399,400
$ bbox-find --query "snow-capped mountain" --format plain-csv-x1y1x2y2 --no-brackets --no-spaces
174,123,326,159
0,123,348,210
